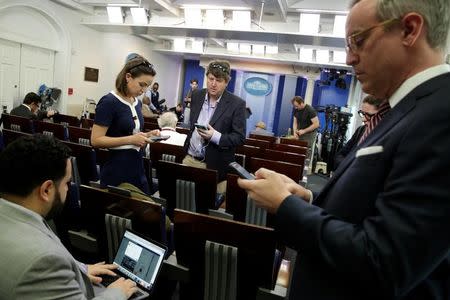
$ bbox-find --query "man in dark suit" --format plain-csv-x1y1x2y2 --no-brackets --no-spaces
238,0,450,299
333,95,382,170
10,92,56,120
183,60,246,192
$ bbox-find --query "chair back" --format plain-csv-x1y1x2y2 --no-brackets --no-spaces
162,153,176,162
1,113,33,133
245,196,267,227
33,120,67,140
105,213,132,263
176,179,196,212
280,137,308,148
204,240,238,300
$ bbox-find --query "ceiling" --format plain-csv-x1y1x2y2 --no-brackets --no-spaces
52,0,353,69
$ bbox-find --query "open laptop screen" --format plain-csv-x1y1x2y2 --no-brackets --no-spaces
113,230,166,290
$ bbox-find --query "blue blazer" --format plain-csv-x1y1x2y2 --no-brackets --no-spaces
276,73,450,299
184,88,246,181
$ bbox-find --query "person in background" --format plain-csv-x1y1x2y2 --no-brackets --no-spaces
10,92,56,120
291,96,319,159
333,95,382,169
141,95,158,118
183,60,246,193
0,135,137,299
183,78,199,125
150,82,161,112
157,111,187,147
250,121,274,136
238,0,450,299
91,56,160,194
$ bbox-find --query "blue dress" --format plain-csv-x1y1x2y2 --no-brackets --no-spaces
94,92,149,194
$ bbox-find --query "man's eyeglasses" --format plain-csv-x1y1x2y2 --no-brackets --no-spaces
209,63,230,74
358,110,375,119
346,18,398,53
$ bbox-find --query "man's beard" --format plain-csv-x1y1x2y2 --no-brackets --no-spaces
45,189,64,221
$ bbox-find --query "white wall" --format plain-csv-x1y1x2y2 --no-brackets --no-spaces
0,0,182,115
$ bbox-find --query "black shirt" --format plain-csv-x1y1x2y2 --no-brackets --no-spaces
294,104,317,131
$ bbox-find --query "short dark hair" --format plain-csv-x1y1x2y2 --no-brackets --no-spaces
362,95,383,108
206,60,231,82
190,78,199,84
23,92,42,105
291,96,304,105
153,82,159,87
116,57,156,96
0,135,71,197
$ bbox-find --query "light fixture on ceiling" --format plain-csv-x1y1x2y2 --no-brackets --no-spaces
107,6,124,24
239,43,251,55
299,48,314,62
173,38,185,51
232,10,251,30
266,45,278,55
184,7,202,27
333,50,347,64
181,5,251,11
130,7,149,24
316,49,330,64
252,44,265,56
299,13,320,35
227,42,239,53
205,9,224,28
191,39,204,53
333,15,347,37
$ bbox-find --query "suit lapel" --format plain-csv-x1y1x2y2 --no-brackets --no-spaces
209,91,231,126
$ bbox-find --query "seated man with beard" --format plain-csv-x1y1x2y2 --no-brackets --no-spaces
0,135,137,299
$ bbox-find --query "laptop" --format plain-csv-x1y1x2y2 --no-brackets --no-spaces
102,229,167,299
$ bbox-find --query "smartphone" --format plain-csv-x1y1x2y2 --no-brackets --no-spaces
149,135,170,142
194,123,208,130
229,162,255,180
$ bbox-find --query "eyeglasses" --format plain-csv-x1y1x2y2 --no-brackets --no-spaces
209,63,230,74
346,18,398,53
358,110,375,119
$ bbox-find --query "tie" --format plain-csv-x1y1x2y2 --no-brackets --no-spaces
358,101,391,145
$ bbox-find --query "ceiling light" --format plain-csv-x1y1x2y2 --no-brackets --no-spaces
239,43,251,55
205,9,224,28
227,42,239,53
266,45,278,55
333,15,347,37
316,50,330,63
299,13,320,35
252,44,265,56
184,7,202,27
173,38,185,51
108,3,139,7
191,40,204,53
181,5,251,11
130,7,149,24
299,48,313,62
107,6,124,24
232,11,251,30
333,51,347,64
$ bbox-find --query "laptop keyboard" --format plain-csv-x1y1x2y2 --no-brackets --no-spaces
101,275,120,287
129,290,144,299
101,275,145,299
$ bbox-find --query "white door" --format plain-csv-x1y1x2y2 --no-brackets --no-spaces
0,38,20,113
19,44,55,107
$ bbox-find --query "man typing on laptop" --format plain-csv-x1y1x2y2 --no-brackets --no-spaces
0,135,137,299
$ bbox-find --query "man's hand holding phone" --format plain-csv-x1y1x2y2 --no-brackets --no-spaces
195,123,214,140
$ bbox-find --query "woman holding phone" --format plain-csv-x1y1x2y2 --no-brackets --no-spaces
91,57,159,194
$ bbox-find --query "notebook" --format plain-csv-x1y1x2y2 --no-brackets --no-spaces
102,229,167,299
